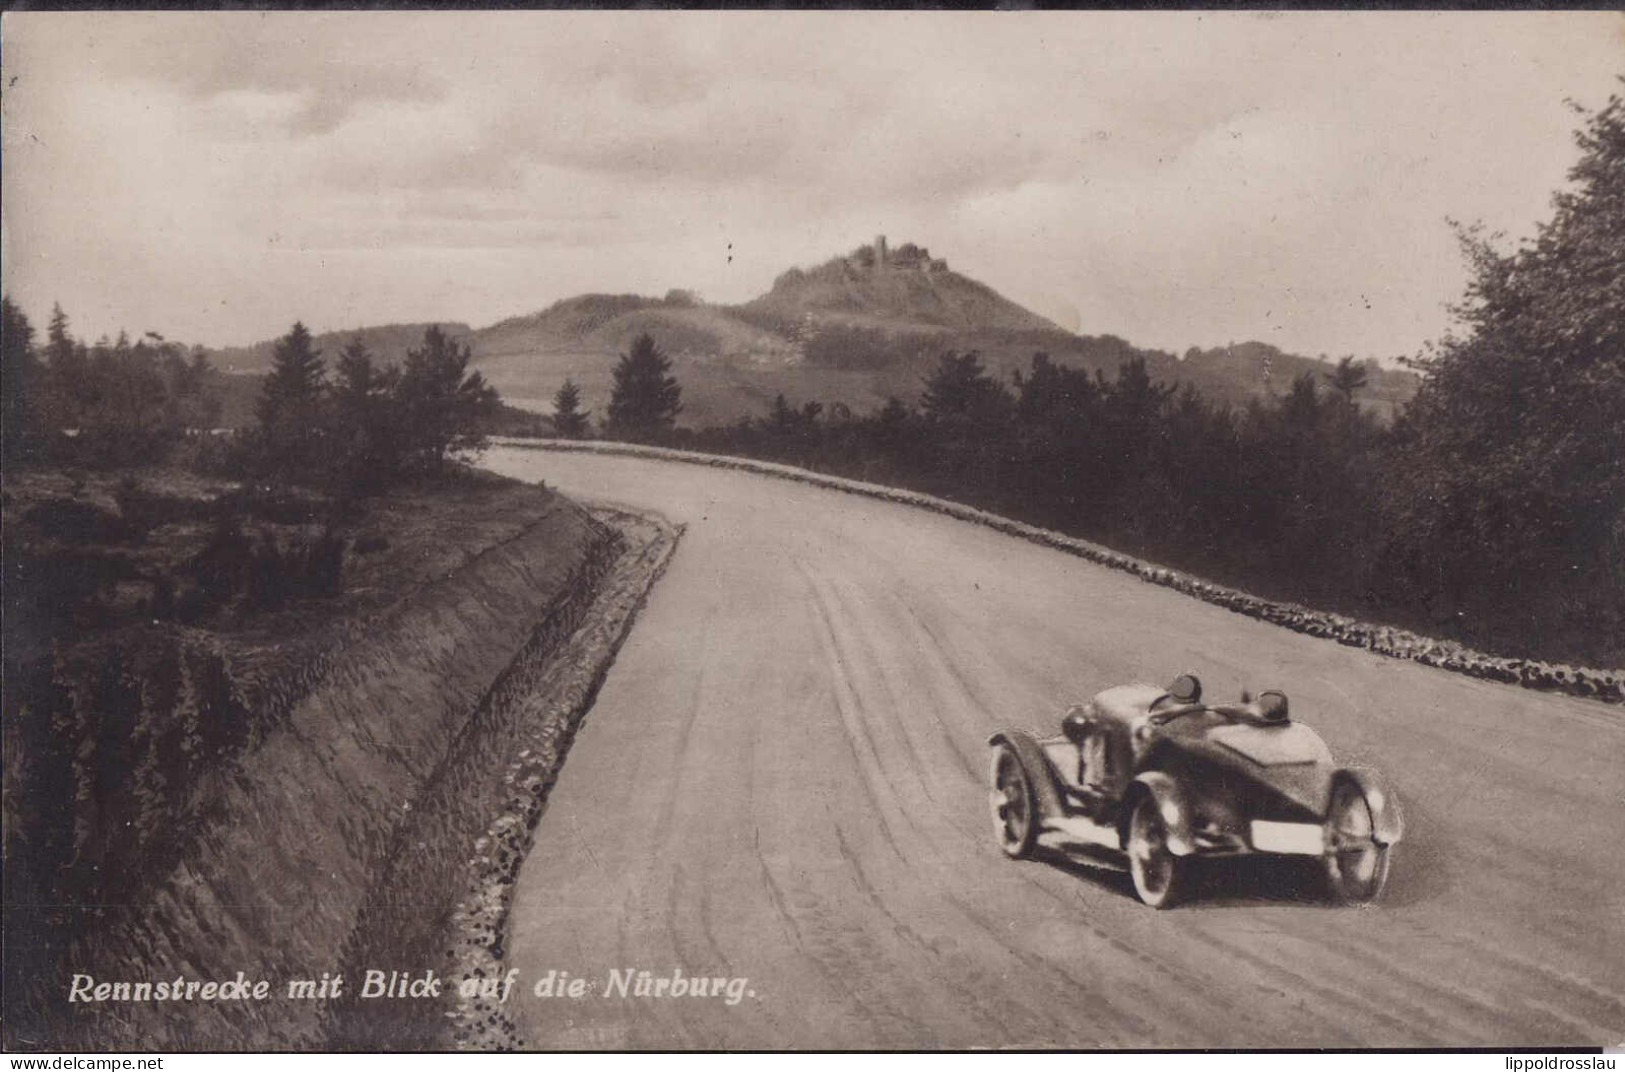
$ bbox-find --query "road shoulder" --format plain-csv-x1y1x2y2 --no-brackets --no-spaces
429,507,683,1051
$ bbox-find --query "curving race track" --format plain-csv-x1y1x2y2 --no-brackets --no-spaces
482,446,1625,1050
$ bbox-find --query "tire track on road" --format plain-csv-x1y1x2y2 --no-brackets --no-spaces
488,448,1625,1050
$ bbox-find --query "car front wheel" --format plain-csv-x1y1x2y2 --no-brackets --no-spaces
1323,780,1392,905
1127,793,1184,909
988,745,1038,858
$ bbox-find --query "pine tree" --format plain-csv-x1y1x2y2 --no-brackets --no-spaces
1,295,37,462
45,303,73,366
1323,355,1369,403
921,350,1011,425
606,334,682,439
397,325,498,470
40,305,91,425
335,338,388,429
769,392,796,432
552,378,590,438
254,321,327,476
332,336,401,487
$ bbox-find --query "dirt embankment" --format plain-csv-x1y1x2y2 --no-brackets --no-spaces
330,508,681,1051
15,492,619,1051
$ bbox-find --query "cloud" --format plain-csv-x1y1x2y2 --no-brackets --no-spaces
5,10,1622,357
83,13,448,136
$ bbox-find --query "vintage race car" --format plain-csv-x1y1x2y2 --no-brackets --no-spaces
987,673,1402,908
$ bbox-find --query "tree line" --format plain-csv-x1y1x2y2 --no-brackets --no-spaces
248,321,498,493
1,310,499,494
2,311,503,648
681,351,1415,626
0,303,223,467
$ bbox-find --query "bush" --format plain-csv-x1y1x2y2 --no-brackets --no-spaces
2,629,256,1006
22,498,134,545
187,514,347,615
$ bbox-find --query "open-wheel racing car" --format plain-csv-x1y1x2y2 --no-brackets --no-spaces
987,674,1402,908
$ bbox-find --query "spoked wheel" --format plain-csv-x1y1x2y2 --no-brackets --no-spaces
1324,780,1392,905
988,745,1037,858
1127,794,1184,909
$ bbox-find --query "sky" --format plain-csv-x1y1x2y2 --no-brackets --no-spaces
2,11,1621,361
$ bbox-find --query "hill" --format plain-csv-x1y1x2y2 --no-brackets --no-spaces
464,238,1415,427
477,292,795,366
1173,342,1418,422
469,293,798,425
201,239,1417,429
743,239,1059,334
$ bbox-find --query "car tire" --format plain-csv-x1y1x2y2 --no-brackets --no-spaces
989,744,1038,859
1323,778,1392,905
1127,793,1184,909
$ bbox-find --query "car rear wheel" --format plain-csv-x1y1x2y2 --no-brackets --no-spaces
1324,780,1392,905
988,745,1038,858
1127,793,1184,909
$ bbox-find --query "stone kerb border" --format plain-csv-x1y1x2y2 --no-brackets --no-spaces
491,437,1622,706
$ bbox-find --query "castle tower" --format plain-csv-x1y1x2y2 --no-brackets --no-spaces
875,234,888,268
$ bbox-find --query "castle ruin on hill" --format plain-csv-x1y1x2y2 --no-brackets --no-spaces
846,235,948,274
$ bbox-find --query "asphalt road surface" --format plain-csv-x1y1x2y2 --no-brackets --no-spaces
483,447,1625,1049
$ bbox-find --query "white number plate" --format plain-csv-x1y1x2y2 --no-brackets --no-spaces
1250,820,1325,855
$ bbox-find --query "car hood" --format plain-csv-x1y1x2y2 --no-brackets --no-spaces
1206,722,1332,767
1189,722,1335,813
